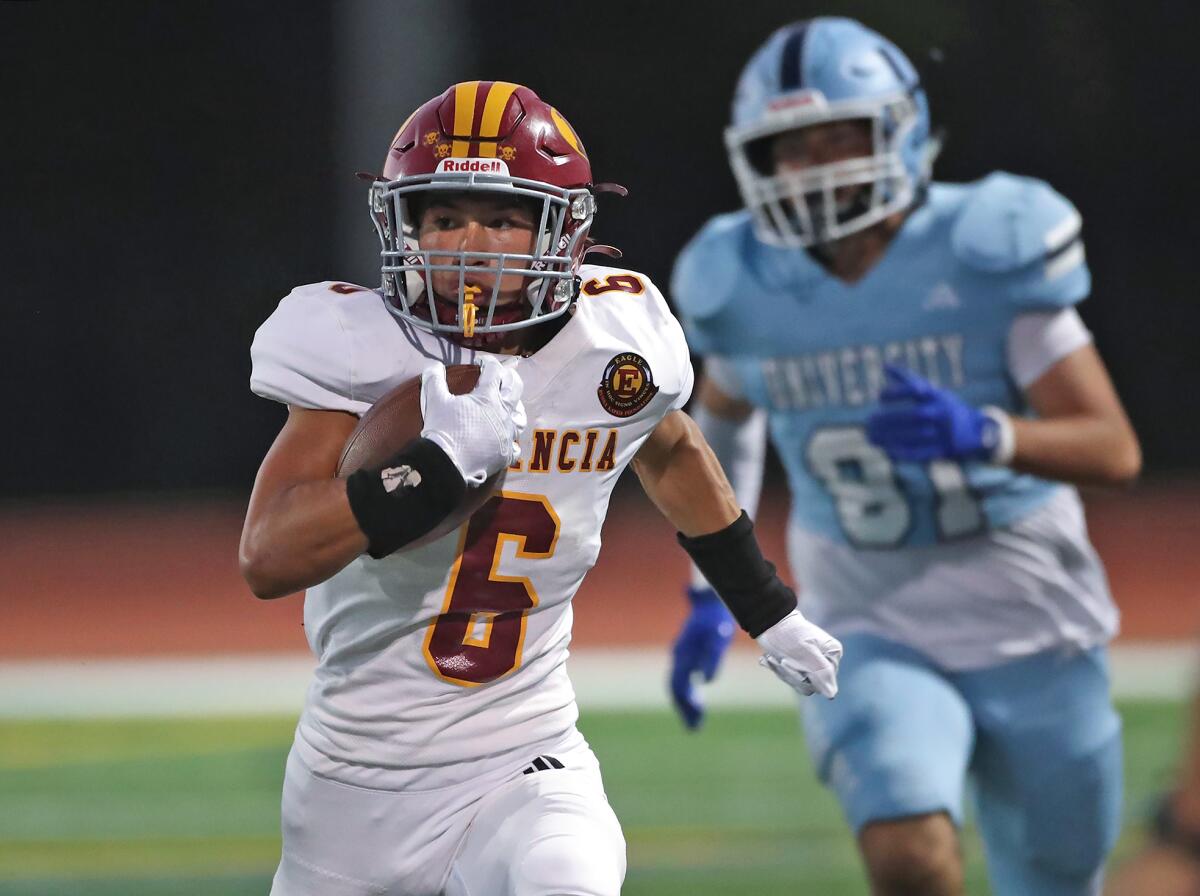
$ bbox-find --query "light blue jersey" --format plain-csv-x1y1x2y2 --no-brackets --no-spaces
675,172,1117,671
675,172,1087,551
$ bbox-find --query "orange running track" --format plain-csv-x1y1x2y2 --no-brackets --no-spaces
3,481,1198,659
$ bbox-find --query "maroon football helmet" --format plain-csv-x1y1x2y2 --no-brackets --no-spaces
370,82,599,340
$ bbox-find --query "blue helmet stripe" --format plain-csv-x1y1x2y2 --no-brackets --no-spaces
779,21,812,90
1045,233,1082,263
877,44,918,91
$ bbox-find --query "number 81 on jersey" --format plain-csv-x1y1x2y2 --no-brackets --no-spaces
806,426,984,548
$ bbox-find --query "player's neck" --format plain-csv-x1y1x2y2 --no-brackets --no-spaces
813,212,906,284
487,307,572,357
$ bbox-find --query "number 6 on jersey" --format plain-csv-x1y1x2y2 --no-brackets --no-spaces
424,492,560,686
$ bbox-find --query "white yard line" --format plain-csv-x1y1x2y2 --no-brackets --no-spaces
0,644,1195,719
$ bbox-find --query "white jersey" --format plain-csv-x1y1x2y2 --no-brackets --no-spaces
250,267,692,790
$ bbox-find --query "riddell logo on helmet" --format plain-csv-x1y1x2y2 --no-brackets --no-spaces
768,89,824,112
436,158,510,175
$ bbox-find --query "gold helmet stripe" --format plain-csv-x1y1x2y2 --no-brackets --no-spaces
451,81,481,158
395,109,417,141
549,107,587,160
477,81,522,158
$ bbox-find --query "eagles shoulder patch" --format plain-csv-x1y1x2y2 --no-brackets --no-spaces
598,352,658,418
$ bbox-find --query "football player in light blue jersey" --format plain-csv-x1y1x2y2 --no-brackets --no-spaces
668,17,1142,896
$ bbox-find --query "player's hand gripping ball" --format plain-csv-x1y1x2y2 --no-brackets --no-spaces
337,358,526,547
419,356,525,485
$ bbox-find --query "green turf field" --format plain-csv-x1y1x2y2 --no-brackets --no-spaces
0,701,1185,895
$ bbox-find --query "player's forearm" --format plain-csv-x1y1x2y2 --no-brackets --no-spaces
239,479,369,599
1008,414,1141,486
633,411,741,538
689,402,767,588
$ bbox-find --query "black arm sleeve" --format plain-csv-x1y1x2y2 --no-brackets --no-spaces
677,511,797,637
345,437,466,559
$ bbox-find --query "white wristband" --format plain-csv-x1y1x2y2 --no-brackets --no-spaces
981,406,1016,465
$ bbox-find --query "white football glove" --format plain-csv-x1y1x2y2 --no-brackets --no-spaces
420,356,526,485
755,609,842,699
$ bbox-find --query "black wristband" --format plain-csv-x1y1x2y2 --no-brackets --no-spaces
677,511,797,638
345,438,466,559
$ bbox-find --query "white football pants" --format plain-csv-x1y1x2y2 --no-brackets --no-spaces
270,734,626,896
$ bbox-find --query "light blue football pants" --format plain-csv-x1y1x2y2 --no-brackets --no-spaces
801,633,1123,896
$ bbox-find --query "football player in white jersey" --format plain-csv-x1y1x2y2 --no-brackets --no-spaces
240,81,842,896
668,20,1141,896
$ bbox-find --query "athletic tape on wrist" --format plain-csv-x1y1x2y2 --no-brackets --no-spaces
981,406,1015,465
345,438,466,559
677,511,797,637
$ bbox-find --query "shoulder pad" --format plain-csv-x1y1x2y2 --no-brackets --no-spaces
670,212,755,321
578,265,656,301
249,282,369,414
951,172,1083,273
577,264,695,411
951,172,1089,309
577,264,679,330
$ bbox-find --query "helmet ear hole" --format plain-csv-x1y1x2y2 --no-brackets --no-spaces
745,137,776,176
404,194,429,228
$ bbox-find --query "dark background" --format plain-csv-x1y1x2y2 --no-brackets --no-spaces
4,0,1196,498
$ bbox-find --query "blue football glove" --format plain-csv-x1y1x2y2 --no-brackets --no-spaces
866,364,1000,463
669,586,736,730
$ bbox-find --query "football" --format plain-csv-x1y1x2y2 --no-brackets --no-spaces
337,363,505,548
